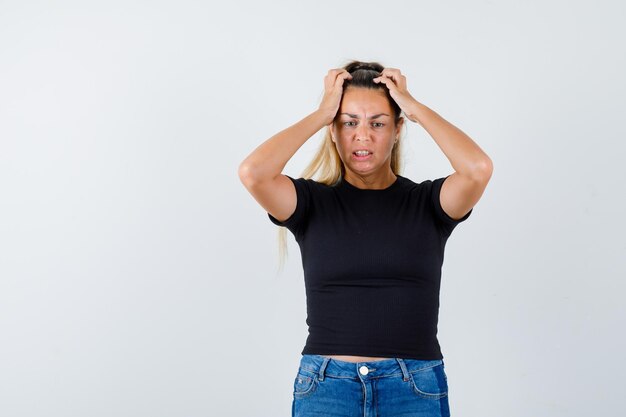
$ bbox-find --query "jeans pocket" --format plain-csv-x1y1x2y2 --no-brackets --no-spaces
409,361,448,399
293,367,319,398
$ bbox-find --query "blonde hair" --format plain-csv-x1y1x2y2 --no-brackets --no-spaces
274,60,406,274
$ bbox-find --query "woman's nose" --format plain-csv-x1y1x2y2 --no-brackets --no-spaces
356,123,370,139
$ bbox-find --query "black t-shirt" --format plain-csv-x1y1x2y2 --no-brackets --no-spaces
268,174,472,360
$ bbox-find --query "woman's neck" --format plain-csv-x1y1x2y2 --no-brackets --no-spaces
343,170,397,190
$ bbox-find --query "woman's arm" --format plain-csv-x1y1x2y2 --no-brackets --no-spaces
373,68,493,221
238,68,351,184
407,101,493,179
237,110,331,222
238,69,352,222
238,109,330,184
409,101,493,220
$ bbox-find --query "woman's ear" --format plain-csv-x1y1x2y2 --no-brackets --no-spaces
395,116,405,138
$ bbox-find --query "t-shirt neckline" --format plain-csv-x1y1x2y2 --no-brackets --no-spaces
339,174,402,192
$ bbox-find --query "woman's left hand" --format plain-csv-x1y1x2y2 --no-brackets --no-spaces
373,68,420,123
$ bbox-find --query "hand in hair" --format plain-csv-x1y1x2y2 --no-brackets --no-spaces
373,68,420,123
318,69,353,126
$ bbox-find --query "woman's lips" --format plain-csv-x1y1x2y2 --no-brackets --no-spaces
352,152,373,161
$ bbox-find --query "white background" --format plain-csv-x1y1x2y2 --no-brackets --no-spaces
1,0,624,416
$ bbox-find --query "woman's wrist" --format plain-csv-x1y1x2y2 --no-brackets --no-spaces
404,100,427,125
314,107,338,126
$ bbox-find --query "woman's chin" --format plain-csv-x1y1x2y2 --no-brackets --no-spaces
345,164,377,175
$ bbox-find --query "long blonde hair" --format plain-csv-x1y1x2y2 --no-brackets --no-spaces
275,60,406,273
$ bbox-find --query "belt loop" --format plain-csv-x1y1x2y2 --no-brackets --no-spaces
395,358,410,381
318,356,330,381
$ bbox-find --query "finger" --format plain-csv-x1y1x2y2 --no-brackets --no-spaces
379,68,402,83
373,72,396,84
381,68,401,76
385,74,406,90
328,68,351,79
325,69,348,89
376,69,407,90
381,72,398,83
378,72,395,81
373,76,395,90
334,70,352,88
324,68,344,81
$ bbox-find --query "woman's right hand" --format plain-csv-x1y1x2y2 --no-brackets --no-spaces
318,69,353,125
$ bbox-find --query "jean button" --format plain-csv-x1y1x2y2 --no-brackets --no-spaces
359,365,369,375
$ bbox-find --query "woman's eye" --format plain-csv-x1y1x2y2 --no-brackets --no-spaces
343,121,384,127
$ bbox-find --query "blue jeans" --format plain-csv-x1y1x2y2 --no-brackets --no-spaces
292,354,450,417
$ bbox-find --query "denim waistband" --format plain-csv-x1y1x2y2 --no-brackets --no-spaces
298,354,444,382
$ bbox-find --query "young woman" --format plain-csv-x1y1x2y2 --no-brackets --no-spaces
238,60,493,417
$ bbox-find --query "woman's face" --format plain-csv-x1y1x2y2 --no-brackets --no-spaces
331,87,403,178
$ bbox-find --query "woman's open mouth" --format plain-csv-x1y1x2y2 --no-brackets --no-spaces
352,150,373,161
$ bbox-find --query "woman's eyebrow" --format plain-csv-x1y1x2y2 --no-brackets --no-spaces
340,113,390,119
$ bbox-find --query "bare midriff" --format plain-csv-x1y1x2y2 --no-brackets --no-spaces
321,354,393,363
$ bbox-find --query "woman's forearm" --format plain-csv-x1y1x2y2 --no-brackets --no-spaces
408,101,492,178
238,109,330,183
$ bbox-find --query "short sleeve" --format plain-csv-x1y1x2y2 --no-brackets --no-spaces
267,175,312,236
431,175,473,229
